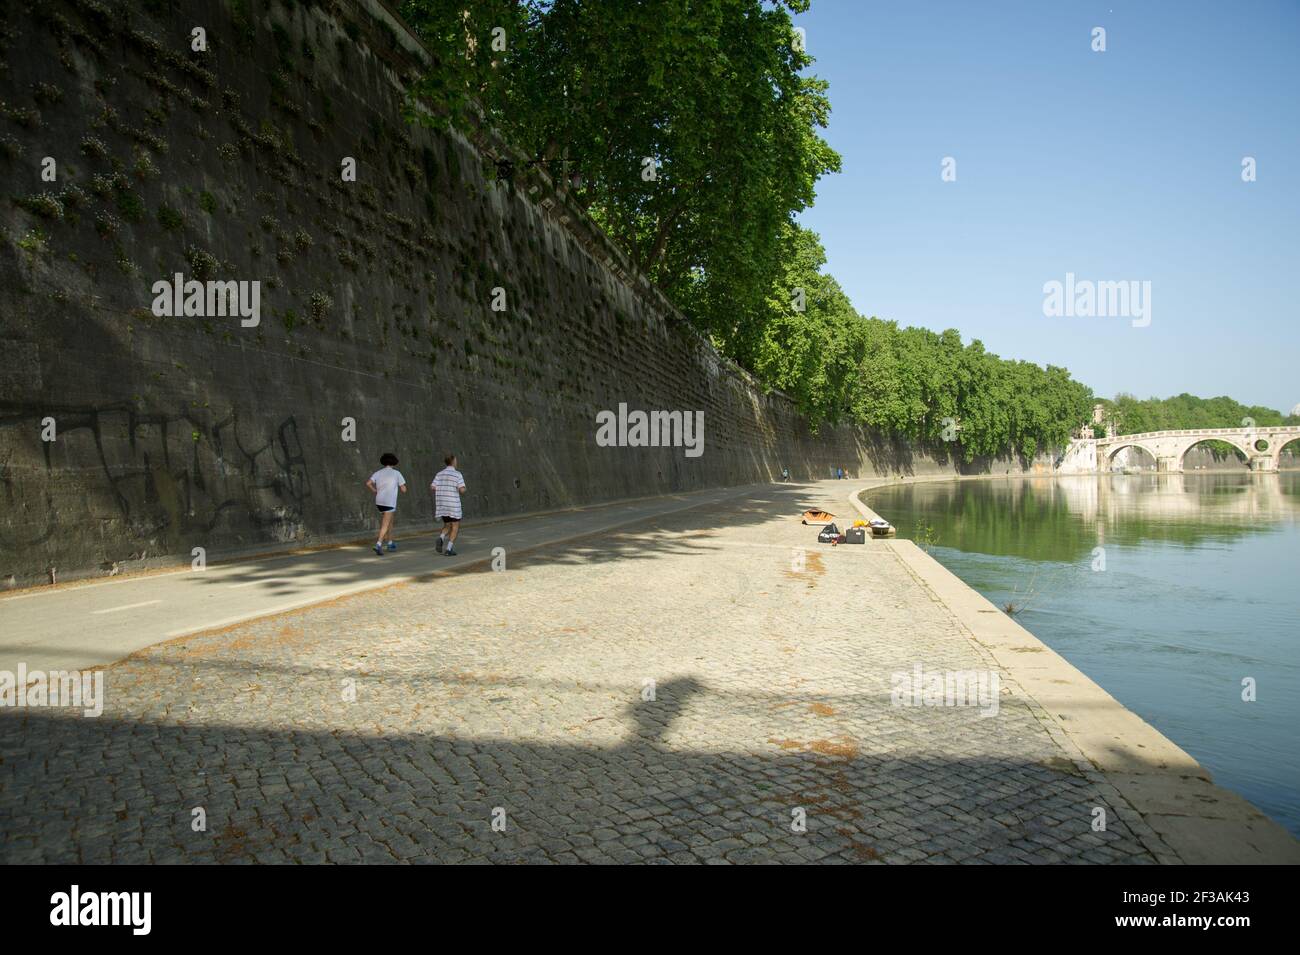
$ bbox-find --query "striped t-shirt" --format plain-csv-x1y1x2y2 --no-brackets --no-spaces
432,467,465,519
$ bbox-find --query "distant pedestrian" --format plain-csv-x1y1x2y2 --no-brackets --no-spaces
432,453,466,556
781,467,789,481
366,453,407,556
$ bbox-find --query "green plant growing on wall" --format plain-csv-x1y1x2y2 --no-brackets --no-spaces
113,244,138,276
114,187,145,222
131,147,159,179
16,193,64,218
157,204,183,230
89,172,116,197
310,292,333,323
30,82,63,105
93,210,119,238
0,100,40,128
79,135,108,159
16,228,48,254
184,245,219,280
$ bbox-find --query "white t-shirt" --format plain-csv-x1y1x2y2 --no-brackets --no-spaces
432,467,465,519
370,467,406,508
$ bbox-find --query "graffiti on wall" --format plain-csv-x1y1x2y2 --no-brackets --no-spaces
0,402,311,553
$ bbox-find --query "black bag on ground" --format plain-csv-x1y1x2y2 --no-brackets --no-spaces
845,526,866,544
817,523,840,543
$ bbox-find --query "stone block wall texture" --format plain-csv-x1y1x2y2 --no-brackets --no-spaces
0,0,1040,586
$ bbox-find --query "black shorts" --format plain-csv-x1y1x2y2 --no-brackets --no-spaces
376,505,395,513
439,515,460,524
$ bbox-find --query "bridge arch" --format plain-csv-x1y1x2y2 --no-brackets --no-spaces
1275,435,1300,470
1105,443,1157,470
1179,437,1250,471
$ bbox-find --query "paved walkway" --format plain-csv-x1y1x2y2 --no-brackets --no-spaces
0,485,753,674
0,481,1190,864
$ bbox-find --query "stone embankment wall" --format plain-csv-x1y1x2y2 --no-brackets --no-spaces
0,0,1045,586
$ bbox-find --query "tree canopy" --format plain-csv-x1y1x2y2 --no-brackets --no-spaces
401,0,839,344
1100,394,1299,435
758,225,1095,458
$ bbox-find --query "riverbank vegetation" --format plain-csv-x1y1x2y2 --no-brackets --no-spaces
1099,394,1299,436
752,224,1093,458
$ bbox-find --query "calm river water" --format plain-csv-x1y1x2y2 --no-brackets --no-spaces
866,472,1300,836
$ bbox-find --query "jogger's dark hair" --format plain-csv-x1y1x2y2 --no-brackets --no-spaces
380,452,399,466
443,453,456,466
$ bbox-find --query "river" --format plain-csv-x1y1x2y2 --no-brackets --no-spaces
865,471,1300,836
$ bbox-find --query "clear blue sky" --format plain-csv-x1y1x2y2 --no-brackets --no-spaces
791,0,1299,413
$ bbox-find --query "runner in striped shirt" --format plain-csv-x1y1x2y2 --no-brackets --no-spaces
432,453,466,556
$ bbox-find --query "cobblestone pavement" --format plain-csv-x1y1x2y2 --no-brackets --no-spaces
0,482,1174,863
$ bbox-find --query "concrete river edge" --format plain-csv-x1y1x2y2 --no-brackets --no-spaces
851,474,1300,864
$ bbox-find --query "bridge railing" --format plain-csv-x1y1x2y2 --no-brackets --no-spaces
1098,426,1300,443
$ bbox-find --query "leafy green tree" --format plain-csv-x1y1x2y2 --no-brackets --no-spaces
751,224,862,424
754,225,1093,456
401,0,840,349
1100,393,1298,434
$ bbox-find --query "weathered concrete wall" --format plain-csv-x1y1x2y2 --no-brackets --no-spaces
0,0,1042,586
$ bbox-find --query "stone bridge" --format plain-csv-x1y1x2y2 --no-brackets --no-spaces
1090,426,1300,473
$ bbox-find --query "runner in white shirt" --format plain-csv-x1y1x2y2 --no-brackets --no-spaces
365,453,407,556
431,453,467,556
